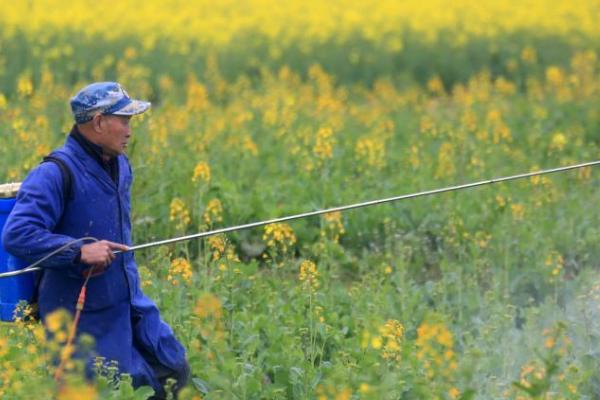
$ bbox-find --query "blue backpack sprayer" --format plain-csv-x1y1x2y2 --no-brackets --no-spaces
0,183,33,321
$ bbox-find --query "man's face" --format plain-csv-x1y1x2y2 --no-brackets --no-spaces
98,115,132,157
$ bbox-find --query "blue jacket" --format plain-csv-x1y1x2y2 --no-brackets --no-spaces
2,133,187,393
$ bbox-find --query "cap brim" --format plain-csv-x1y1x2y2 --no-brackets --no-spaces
112,100,151,116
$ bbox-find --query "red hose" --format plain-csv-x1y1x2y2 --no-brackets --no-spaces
54,268,93,385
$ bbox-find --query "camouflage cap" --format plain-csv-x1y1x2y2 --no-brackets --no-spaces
70,82,151,124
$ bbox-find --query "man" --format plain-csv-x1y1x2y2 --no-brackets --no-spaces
2,82,189,397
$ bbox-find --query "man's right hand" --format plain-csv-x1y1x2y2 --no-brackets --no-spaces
79,240,129,277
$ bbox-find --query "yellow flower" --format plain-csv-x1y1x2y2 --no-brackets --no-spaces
381,319,404,339
416,319,456,378
427,75,445,95
520,46,537,64
17,74,33,97
546,66,565,86
186,79,209,112
208,235,226,260
168,257,193,285
355,136,386,171
192,161,211,184
474,231,491,249
299,260,320,292
545,251,564,279
511,203,525,221
242,135,259,156
371,336,382,349
321,211,345,242
549,132,567,152
435,142,455,178
313,127,335,161
44,309,71,333
379,319,404,361
361,330,370,349
408,144,420,168
138,265,154,288
203,198,223,225
449,387,460,399
437,328,453,347
495,195,507,208
0,338,7,357
578,166,592,181
170,197,191,230
263,223,297,255
335,388,352,400
194,293,222,319
58,384,97,400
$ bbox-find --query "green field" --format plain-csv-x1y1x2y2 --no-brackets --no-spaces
2,2,600,399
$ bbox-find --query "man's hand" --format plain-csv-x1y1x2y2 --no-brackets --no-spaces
79,240,129,277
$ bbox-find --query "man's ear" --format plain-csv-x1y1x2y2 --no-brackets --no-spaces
92,114,103,133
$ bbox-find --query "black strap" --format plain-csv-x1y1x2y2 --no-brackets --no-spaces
42,155,73,201
30,154,74,311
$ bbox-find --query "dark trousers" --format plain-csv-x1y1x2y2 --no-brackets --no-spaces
141,346,191,399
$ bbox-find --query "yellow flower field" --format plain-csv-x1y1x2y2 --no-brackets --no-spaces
1,1,600,399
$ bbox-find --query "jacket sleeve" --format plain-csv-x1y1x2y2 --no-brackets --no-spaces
1,162,83,270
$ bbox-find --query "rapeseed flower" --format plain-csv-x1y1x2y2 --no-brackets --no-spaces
549,132,567,152
16,74,33,98
316,384,351,400
194,293,222,320
578,166,592,180
169,197,191,230
313,127,335,161
192,161,211,184
511,203,525,221
408,144,420,168
0,338,7,357
359,383,370,394
242,135,259,156
546,66,565,86
449,387,460,399
57,384,97,400
435,142,455,178
168,257,193,286
203,199,223,225
416,320,458,378
379,319,404,362
521,46,537,64
208,235,226,260
263,223,297,253
299,260,320,292
138,265,154,288
427,75,445,95
355,136,386,171
186,80,209,112
44,309,71,334
518,362,545,389
545,250,564,278
321,211,345,242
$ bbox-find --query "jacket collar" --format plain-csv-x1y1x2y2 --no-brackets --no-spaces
64,127,122,189
68,125,120,185
69,125,106,164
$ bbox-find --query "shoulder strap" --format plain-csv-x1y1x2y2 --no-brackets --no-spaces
41,154,74,201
